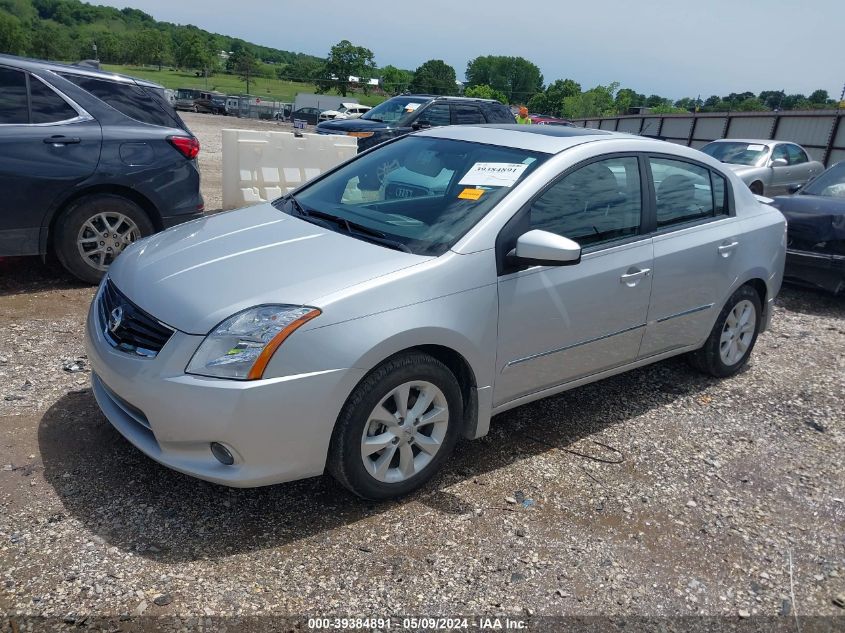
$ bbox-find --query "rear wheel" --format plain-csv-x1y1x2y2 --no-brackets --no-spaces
688,285,762,377
749,181,764,195
54,194,154,284
327,352,462,500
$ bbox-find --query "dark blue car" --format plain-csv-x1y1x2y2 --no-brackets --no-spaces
316,94,515,152
0,54,203,283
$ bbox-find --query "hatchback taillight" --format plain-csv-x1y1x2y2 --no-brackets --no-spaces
167,136,200,160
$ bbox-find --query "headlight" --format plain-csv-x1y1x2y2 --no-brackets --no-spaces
347,131,374,138
186,305,320,380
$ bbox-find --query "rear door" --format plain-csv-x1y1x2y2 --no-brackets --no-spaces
0,67,101,256
769,144,794,194
785,143,819,185
452,104,485,125
639,156,742,357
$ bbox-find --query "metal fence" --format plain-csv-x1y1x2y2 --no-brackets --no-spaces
571,110,845,167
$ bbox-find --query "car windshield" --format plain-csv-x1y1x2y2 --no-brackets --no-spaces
700,141,770,167
802,162,845,198
360,96,429,124
275,136,548,256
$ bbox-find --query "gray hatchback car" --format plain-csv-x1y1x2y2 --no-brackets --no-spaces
0,54,203,283
86,125,786,500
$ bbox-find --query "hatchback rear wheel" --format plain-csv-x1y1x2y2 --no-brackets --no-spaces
327,352,462,500
54,194,154,284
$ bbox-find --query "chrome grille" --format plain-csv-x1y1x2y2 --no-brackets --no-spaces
97,279,174,357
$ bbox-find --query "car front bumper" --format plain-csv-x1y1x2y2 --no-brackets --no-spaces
85,296,365,487
785,248,845,295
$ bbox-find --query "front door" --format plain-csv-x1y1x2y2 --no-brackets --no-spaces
495,155,653,407
0,68,101,255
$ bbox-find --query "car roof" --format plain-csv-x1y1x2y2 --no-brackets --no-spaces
0,53,164,89
394,94,505,105
417,123,628,154
705,139,796,148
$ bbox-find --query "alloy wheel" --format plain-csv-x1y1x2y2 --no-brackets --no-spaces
76,212,142,271
360,380,449,484
719,299,756,366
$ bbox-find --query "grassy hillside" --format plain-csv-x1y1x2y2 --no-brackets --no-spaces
103,65,387,105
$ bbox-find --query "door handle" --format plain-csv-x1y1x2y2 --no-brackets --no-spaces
620,267,651,287
43,135,81,145
718,241,739,257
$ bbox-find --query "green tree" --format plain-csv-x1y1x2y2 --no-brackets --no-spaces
465,55,543,103
528,78,582,116
734,97,767,112
317,39,374,96
409,59,457,95
279,56,323,82
808,89,829,105
173,28,210,70
0,10,28,55
562,82,619,119
29,20,73,60
379,64,413,95
613,87,645,114
231,48,259,94
128,28,168,68
758,90,785,110
464,84,508,104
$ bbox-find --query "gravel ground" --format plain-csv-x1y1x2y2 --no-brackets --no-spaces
1,114,844,630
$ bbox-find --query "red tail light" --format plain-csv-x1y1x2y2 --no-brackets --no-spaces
167,135,200,160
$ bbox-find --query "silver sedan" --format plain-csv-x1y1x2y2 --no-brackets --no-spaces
700,139,824,196
86,125,786,499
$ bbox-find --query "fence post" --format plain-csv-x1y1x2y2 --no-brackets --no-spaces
823,113,841,167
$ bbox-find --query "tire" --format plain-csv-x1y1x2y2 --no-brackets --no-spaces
54,194,155,285
688,285,762,378
749,181,764,196
327,351,463,500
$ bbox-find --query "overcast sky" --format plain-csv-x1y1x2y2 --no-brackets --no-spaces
97,0,842,99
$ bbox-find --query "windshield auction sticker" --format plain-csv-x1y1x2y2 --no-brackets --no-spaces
458,188,485,200
459,162,529,187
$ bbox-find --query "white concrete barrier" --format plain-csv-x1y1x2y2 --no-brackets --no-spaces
221,129,357,210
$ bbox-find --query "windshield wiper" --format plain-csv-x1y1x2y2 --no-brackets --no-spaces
284,197,412,253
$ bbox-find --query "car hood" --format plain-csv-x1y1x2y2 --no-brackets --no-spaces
317,117,402,133
107,204,429,335
770,194,845,246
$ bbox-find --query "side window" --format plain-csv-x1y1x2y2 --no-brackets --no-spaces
417,103,450,127
30,77,78,123
711,171,729,215
454,105,484,124
529,156,642,247
484,105,516,123
0,67,29,124
650,157,716,228
771,144,789,163
786,144,808,165
59,74,179,128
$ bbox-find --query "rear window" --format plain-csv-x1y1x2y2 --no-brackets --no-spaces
30,77,78,123
483,104,517,124
59,73,185,129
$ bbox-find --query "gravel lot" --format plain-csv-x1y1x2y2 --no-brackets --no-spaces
1,112,844,630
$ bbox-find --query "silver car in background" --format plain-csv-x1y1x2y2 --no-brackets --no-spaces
700,139,824,196
85,125,786,500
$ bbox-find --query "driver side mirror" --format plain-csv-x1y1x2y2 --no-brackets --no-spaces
770,158,788,167
412,120,432,131
507,230,582,267
787,183,803,194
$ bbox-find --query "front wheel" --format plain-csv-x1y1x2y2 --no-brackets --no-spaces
54,194,154,284
688,285,762,377
327,352,463,500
